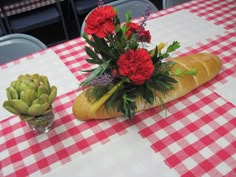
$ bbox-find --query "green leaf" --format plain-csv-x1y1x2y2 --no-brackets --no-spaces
117,93,137,119
37,85,49,97
19,114,34,121
160,53,169,59
49,86,57,104
81,68,95,72
83,35,96,48
38,94,49,104
143,86,154,105
10,99,29,114
3,101,20,115
86,58,103,64
173,68,182,75
182,68,197,75
121,24,128,33
120,35,127,48
125,10,132,23
85,46,101,61
173,68,197,76
27,102,49,116
40,75,50,91
6,86,18,100
116,28,123,39
128,34,139,50
160,74,177,83
20,89,36,106
166,41,180,53
92,35,109,49
114,15,120,26
81,60,111,86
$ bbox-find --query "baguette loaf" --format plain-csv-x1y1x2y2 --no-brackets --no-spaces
72,53,222,120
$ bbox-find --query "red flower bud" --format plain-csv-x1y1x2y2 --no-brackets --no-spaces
125,22,151,43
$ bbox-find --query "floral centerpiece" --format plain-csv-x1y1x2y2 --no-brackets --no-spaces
77,2,196,119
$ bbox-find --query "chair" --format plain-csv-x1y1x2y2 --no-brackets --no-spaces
0,33,47,64
79,0,158,35
162,0,191,9
0,0,69,46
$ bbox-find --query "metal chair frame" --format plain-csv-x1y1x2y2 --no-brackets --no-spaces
162,0,191,9
0,33,47,64
0,0,69,46
0,16,7,36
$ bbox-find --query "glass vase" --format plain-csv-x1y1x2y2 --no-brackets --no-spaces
26,110,54,134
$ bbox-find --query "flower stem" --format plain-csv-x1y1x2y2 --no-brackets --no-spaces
90,81,123,113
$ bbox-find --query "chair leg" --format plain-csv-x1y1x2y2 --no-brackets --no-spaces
56,0,69,40
0,6,13,34
0,17,7,35
68,0,81,34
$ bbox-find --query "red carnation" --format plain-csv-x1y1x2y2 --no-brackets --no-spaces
125,22,151,43
85,6,117,38
139,30,151,43
125,22,140,39
117,48,154,85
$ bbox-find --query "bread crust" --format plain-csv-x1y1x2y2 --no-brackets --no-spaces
72,53,222,120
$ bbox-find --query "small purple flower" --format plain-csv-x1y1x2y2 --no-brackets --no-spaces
98,0,104,7
134,4,152,42
91,73,114,86
139,4,152,31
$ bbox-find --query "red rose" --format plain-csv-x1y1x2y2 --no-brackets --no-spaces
117,48,154,85
125,22,151,43
85,6,117,38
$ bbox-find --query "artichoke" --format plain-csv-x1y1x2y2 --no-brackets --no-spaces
3,74,57,121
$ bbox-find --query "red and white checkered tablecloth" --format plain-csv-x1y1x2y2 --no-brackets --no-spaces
1,0,236,176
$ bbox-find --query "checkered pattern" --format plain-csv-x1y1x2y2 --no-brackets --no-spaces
1,0,236,176
2,0,59,16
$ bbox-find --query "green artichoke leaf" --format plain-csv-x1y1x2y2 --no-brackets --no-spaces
9,99,29,114
32,74,41,86
37,85,49,97
32,98,39,104
3,101,20,115
40,75,50,91
16,81,30,94
13,80,21,93
26,79,38,89
6,86,18,100
38,94,49,104
20,89,37,106
32,98,48,105
10,80,17,88
27,102,50,116
19,114,34,121
49,86,57,104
